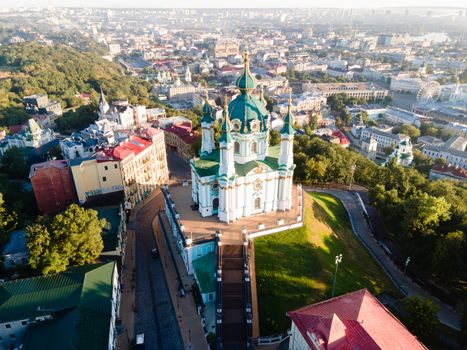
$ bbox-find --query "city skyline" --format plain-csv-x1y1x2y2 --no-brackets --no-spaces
2,0,467,8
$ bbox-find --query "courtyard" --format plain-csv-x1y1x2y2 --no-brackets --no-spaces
168,183,303,244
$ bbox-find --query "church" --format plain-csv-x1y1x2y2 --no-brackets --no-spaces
190,51,295,223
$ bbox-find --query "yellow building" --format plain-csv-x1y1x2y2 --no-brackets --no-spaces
70,158,124,204
70,128,169,207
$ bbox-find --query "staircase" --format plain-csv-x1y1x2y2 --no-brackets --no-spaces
221,244,247,349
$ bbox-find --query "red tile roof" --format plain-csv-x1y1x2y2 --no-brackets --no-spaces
164,123,197,144
332,131,350,145
111,136,152,160
431,164,467,179
288,289,426,350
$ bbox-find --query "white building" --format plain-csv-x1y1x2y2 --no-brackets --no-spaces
384,106,421,127
360,136,378,160
360,127,410,150
422,136,467,169
387,139,414,166
190,51,294,222
98,90,147,129
0,119,56,156
390,74,422,94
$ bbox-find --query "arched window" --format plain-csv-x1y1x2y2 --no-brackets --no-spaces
254,197,261,210
234,142,240,154
213,197,219,210
251,141,257,154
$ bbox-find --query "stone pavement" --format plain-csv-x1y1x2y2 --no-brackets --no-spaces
154,212,210,350
309,187,460,331
116,229,136,350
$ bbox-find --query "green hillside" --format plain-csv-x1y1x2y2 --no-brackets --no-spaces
0,42,151,126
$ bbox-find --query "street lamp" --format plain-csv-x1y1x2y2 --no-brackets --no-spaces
403,256,411,275
332,254,343,297
349,163,356,189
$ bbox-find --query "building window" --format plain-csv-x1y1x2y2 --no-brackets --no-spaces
5,324,11,329
254,197,261,210
104,166,108,170
10,334,15,339
21,321,27,326
234,142,240,154
114,164,118,169
103,177,107,182
251,141,257,154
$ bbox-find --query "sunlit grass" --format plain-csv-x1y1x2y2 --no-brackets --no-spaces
255,191,399,335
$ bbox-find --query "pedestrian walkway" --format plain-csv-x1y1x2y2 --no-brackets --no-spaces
116,229,136,350
154,212,209,350
308,187,460,331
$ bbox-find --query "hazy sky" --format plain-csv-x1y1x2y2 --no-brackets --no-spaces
1,0,466,8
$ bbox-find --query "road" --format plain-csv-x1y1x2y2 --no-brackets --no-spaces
131,194,185,350
166,149,191,182
308,187,460,331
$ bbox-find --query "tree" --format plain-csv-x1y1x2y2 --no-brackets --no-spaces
402,193,451,237
26,204,105,275
403,296,439,342
0,192,17,246
269,129,280,146
431,231,465,282
305,157,327,184
1,146,29,179
392,124,420,141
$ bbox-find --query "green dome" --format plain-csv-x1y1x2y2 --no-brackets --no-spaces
235,51,257,93
201,92,214,124
228,94,268,134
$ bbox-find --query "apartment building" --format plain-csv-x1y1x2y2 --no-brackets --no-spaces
104,129,168,206
29,160,77,214
303,82,388,100
360,127,410,150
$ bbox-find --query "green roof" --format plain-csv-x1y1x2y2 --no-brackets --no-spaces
235,52,257,93
227,93,268,134
192,253,216,294
192,150,220,177
96,206,121,252
192,145,281,178
0,262,116,350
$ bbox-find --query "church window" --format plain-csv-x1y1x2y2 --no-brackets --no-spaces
251,141,257,153
254,197,261,210
234,142,240,154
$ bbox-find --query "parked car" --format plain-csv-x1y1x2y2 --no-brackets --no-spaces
135,333,145,349
151,248,159,259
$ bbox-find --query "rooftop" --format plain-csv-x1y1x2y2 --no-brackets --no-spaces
0,262,116,350
95,205,122,252
288,288,426,350
192,145,281,178
192,252,216,294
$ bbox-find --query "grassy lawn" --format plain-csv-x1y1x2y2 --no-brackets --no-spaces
254,191,400,335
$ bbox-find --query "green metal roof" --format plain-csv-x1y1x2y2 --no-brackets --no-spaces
192,253,216,294
96,206,121,252
192,150,220,177
227,94,268,134
280,105,295,135
0,262,116,350
192,145,281,178
235,52,257,93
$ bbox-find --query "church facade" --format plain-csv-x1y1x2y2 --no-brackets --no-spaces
190,51,295,223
